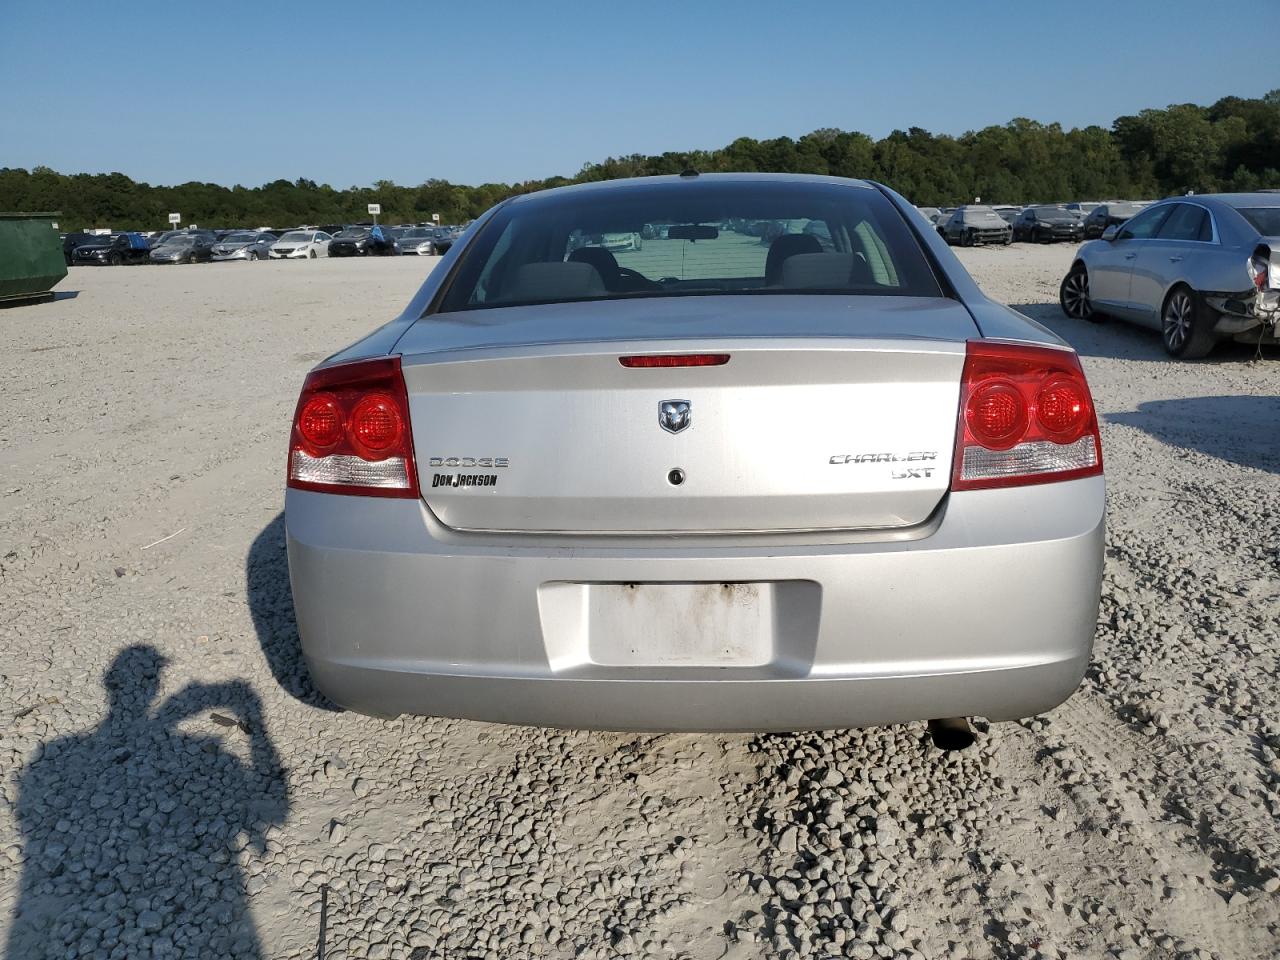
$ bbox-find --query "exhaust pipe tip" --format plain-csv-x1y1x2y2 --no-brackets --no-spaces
928,717,976,752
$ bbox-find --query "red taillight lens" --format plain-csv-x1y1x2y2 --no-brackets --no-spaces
287,356,419,498
951,341,1102,491
349,394,404,457
965,380,1027,449
1035,377,1090,440
619,353,730,368
298,395,343,451
1249,252,1269,291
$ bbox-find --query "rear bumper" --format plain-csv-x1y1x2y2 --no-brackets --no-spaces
285,476,1105,731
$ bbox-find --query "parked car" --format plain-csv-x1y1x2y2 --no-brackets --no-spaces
1059,193,1280,358
940,206,1013,246
61,232,97,265
270,230,332,259
1065,202,1102,218
1013,206,1085,243
430,226,462,255
382,226,408,253
152,229,216,247
211,231,276,262
149,234,215,264
71,232,151,266
328,225,396,257
284,172,1104,736
993,206,1022,226
1081,202,1147,240
915,206,941,224
396,227,437,255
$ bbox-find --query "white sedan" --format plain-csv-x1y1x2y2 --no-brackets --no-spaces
270,230,332,259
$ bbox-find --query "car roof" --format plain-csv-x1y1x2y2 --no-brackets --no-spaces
1189,193,1280,210
507,172,875,205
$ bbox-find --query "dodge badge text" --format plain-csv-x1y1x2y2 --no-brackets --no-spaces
428,456,510,468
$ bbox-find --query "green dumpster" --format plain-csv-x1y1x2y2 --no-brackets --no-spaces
0,212,67,306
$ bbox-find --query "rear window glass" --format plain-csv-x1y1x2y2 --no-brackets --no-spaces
437,180,942,312
1236,207,1280,236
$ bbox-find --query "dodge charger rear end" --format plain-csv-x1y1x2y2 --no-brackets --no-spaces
285,174,1104,732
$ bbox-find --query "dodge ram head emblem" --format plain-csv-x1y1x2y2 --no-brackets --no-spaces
659,399,691,434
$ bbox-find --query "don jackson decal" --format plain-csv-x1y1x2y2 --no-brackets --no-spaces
431,474,499,488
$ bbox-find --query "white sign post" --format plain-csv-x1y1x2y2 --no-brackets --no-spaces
431,213,440,223
168,213,181,227
367,203,381,225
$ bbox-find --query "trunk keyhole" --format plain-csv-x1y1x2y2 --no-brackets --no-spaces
667,468,685,486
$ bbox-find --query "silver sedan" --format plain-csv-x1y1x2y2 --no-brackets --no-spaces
210,231,276,262
285,173,1105,737
1060,193,1280,358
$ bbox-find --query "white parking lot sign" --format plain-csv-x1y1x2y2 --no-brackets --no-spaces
168,213,181,225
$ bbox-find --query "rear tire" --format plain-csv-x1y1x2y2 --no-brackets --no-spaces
1059,265,1100,323
1161,285,1217,359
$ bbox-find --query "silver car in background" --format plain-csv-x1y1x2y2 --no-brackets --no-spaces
285,173,1105,735
211,231,275,262
396,227,437,255
1060,193,1280,357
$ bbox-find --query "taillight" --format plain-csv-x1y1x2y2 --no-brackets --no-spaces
1248,249,1271,291
287,356,419,497
951,341,1102,491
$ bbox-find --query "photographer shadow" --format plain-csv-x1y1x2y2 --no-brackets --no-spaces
5,646,288,958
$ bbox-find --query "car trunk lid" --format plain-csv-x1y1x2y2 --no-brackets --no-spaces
397,295,975,534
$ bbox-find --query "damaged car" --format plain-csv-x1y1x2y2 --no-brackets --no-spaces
1059,193,1280,358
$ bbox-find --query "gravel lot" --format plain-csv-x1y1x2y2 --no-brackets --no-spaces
1,248,1278,960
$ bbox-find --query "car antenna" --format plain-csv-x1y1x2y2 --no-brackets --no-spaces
680,167,699,178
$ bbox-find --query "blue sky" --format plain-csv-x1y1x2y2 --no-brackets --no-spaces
1,1,1273,188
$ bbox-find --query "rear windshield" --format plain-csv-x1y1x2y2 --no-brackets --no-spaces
438,180,942,312
1236,207,1280,236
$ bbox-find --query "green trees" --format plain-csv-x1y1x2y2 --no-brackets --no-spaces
4,91,1278,231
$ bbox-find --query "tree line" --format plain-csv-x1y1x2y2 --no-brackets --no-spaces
3,91,1278,231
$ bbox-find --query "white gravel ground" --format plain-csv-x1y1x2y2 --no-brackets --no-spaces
1,248,1278,960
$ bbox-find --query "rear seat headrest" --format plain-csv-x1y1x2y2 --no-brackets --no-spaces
778,252,875,289
500,261,607,302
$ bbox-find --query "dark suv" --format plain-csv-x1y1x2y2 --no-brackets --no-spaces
71,233,152,266
1013,206,1085,243
328,225,396,257
1081,202,1147,240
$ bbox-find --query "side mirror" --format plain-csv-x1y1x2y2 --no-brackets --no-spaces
1101,225,1120,241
